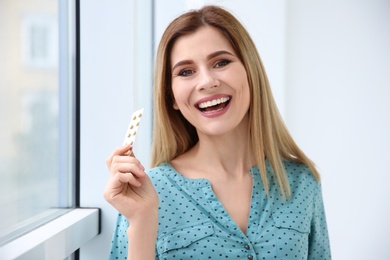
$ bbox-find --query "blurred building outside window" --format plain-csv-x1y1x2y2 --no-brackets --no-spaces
0,0,75,247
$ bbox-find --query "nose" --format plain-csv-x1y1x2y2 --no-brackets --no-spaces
196,69,219,91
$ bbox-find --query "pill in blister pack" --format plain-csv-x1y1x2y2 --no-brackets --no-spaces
123,108,144,155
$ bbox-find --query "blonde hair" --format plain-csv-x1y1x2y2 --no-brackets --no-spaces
151,5,320,198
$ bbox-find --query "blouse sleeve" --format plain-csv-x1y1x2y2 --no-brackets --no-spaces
109,213,129,260
308,184,332,259
109,213,160,260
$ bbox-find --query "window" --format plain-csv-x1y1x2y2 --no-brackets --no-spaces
0,0,75,246
21,14,59,68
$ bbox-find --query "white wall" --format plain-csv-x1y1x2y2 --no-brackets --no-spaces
286,0,390,259
79,0,153,259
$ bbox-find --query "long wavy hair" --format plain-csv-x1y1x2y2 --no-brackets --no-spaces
151,5,319,198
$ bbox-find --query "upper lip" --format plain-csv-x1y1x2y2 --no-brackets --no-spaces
195,94,231,109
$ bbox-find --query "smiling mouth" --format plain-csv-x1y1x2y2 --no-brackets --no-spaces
196,96,231,113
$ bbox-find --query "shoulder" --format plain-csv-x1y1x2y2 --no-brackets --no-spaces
146,162,174,181
255,160,321,201
146,162,181,190
283,160,319,184
283,160,322,201
263,160,324,217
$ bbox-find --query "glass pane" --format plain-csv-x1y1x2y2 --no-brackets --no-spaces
0,0,74,245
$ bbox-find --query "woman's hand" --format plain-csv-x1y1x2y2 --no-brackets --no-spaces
103,144,159,222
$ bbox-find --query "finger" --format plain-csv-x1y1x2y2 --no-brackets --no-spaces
110,155,145,176
112,163,146,179
116,172,142,187
106,144,132,169
103,172,141,202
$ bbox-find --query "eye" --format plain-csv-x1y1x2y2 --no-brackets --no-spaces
215,59,231,68
178,69,195,77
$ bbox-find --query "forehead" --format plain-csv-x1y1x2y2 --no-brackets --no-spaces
170,26,235,62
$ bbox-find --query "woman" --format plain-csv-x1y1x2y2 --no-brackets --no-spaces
104,5,331,260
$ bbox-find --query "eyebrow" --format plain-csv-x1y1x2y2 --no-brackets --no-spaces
171,50,235,72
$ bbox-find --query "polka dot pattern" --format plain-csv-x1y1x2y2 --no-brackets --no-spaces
109,160,331,259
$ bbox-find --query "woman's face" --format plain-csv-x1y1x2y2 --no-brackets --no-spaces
170,26,250,137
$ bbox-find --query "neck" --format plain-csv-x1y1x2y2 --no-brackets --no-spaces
190,122,255,180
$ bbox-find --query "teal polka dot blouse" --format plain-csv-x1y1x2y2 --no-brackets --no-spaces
109,160,331,259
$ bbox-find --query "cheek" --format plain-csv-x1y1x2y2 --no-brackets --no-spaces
171,77,199,113
171,82,191,109
171,84,180,110
238,81,251,111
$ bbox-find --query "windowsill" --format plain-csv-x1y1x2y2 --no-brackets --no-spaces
0,208,100,260
0,208,73,246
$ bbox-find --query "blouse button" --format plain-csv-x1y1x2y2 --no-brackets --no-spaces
247,254,253,260
244,244,250,250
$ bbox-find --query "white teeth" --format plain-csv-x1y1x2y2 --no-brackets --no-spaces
198,96,230,109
